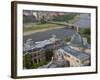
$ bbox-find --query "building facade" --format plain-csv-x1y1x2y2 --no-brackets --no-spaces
23,35,61,64
53,32,91,67
55,46,90,67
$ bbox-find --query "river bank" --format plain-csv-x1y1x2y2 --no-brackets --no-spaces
23,26,66,36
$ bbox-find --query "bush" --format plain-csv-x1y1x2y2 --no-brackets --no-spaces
83,28,90,35
32,60,48,68
40,16,47,24
79,28,90,35
79,28,91,44
23,53,33,69
45,49,54,62
64,37,71,42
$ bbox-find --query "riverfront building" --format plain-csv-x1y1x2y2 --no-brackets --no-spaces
23,32,90,68
53,32,90,67
54,46,90,67
23,35,61,64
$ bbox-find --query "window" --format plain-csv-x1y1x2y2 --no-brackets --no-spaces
34,59,37,63
76,60,79,63
34,54,36,57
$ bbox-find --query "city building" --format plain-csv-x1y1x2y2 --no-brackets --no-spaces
55,46,90,67
23,32,91,68
23,35,61,64
23,10,67,24
23,10,37,24
53,32,90,67
67,32,91,55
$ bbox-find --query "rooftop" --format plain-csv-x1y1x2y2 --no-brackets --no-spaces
59,46,89,61
23,35,59,52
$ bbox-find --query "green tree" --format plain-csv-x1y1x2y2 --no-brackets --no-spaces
83,28,90,35
45,49,54,62
52,13,78,22
64,37,71,42
40,16,47,24
79,28,91,44
32,60,48,68
23,53,33,69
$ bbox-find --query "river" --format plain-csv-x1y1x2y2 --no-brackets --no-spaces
74,13,90,28
23,13,90,42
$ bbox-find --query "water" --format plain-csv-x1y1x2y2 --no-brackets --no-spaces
24,13,90,42
23,28,76,42
74,13,90,28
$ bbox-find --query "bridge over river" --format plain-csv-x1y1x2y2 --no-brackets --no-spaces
23,13,90,42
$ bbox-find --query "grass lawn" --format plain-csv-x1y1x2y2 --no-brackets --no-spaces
23,14,80,32
68,14,80,24
23,23,61,32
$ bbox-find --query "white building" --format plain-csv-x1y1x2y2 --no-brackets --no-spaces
54,32,91,67
23,35,61,52
55,46,90,67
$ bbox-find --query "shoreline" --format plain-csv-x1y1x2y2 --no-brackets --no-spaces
23,26,65,36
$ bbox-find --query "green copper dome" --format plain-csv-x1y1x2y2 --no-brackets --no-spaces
70,32,84,47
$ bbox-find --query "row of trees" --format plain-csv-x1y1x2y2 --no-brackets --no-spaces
52,13,79,22
79,27,91,44
38,13,80,24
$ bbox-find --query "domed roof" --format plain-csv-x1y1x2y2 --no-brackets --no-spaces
70,32,90,48
70,32,83,47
